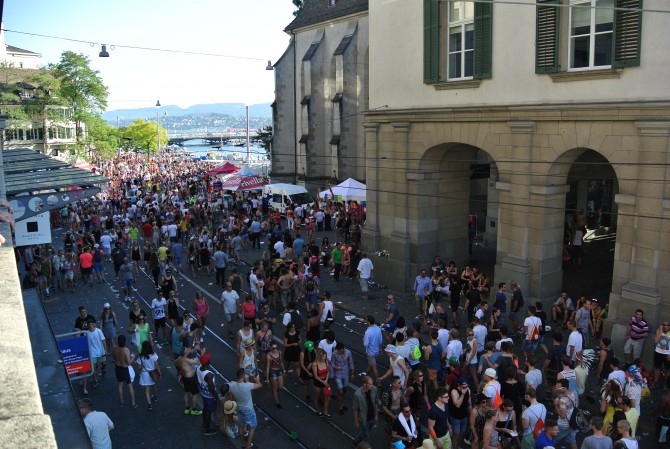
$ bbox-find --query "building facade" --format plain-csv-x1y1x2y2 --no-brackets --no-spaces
271,0,369,190
364,0,670,332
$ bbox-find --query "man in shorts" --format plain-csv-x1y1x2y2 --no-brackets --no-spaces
175,346,202,415
624,308,649,364
112,335,137,409
220,282,240,338
151,289,168,345
357,253,374,300
229,368,263,449
332,342,355,415
84,321,106,396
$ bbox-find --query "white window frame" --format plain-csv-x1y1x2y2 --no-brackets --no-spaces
446,0,474,81
568,0,614,71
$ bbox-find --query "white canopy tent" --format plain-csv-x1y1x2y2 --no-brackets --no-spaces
318,178,366,202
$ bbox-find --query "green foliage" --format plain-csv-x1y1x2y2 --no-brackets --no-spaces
84,115,118,161
121,119,169,154
50,51,108,114
256,125,272,158
292,0,304,16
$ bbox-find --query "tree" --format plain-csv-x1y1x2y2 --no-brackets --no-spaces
292,0,304,16
256,125,272,158
50,52,108,114
122,119,168,154
85,115,118,160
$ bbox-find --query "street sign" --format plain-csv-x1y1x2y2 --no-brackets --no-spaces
57,334,92,379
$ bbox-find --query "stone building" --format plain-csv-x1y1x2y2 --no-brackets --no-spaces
271,0,369,190
363,0,670,333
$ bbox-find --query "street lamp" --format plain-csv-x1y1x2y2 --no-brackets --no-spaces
155,100,161,156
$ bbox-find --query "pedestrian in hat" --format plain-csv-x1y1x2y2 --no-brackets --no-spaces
196,352,219,435
219,399,239,439
378,344,409,389
483,368,501,408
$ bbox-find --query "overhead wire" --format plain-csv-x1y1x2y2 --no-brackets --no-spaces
1,28,267,61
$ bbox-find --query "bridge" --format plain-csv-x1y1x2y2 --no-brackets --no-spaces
168,131,260,145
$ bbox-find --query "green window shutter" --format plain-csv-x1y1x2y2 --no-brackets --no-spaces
612,0,642,68
423,0,440,84
535,0,561,74
473,0,493,80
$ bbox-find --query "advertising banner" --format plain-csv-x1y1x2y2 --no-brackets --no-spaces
58,335,92,377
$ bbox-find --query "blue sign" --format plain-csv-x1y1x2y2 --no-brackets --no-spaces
58,335,91,376
213,181,223,190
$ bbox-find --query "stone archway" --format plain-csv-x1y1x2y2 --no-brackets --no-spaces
413,143,499,273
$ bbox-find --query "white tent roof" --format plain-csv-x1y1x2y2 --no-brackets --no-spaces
318,178,366,202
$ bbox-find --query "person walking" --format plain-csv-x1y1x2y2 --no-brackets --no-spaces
332,341,355,415
229,368,263,449
196,353,219,435
265,342,285,408
352,375,379,446
357,253,374,300
427,387,453,449
78,398,114,449
175,346,202,415
137,340,160,411
413,269,433,320
112,335,137,409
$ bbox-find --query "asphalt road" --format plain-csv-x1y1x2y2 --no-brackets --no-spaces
41,242,397,449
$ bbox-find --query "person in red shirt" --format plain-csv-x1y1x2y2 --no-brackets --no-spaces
79,248,94,286
141,221,153,239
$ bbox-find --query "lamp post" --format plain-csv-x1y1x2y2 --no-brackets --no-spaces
155,100,161,156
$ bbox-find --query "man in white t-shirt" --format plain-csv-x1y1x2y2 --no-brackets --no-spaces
220,282,240,338
84,321,107,395
357,253,374,300
522,305,543,359
151,289,168,344
472,316,488,354
566,320,583,362
482,368,501,407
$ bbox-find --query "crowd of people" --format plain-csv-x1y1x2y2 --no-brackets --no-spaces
14,150,670,449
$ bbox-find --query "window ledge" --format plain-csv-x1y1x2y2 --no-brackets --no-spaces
433,80,481,90
550,68,623,82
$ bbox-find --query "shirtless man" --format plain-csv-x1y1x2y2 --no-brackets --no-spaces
175,347,203,415
112,335,137,408
277,268,295,310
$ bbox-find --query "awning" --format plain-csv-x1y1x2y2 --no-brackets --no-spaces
3,148,110,221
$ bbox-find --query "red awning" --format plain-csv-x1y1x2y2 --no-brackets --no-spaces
208,162,239,176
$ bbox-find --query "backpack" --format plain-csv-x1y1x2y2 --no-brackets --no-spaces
290,310,303,331
529,317,541,341
412,344,422,362
305,276,316,292
486,381,503,409
528,406,546,439
325,309,334,325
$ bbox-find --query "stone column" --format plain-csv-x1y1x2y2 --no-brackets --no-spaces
362,122,380,251
606,121,670,359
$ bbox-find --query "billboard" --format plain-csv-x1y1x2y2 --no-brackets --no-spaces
14,212,52,246
57,335,92,377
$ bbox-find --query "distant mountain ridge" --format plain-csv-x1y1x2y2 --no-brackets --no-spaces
103,102,272,122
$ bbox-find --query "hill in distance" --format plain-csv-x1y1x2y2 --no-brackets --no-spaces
103,102,272,122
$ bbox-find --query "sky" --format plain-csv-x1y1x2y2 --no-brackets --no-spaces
2,0,297,112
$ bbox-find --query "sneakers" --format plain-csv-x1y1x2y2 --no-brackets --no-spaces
151,395,158,403
184,408,191,415
190,409,203,415
83,389,89,396
203,428,218,436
